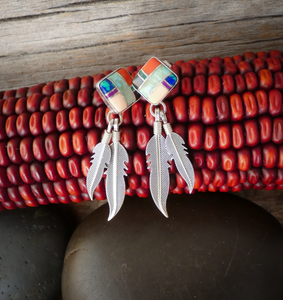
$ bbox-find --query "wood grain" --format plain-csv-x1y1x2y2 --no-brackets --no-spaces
1,0,283,90
235,190,283,226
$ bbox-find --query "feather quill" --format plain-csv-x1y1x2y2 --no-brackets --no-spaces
105,132,128,221
146,130,171,217
86,139,111,201
165,131,195,193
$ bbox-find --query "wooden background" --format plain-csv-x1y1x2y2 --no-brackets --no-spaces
1,0,283,225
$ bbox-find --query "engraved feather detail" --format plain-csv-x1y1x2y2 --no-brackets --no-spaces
165,131,195,193
146,133,171,217
86,138,111,201
105,131,128,221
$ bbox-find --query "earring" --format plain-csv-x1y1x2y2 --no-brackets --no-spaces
133,57,195,217
87,68,139,221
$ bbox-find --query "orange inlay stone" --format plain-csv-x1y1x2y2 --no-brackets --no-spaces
117,68,132,86
142,58,161,75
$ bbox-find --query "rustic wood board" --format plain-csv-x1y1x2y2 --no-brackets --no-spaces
235,190,283,226
1,0,283,227
1,0,283,90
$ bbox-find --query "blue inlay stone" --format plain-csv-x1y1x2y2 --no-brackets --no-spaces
99,79,115,94
165,73,177,87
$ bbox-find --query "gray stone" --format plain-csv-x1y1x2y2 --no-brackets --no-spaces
62,192,283,300
0,206,71,300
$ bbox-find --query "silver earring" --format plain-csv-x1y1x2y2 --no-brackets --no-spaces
133,57,195,217
87,68,139,220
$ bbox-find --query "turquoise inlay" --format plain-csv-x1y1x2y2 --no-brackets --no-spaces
139,65,171,98
108,72,135,106
165,73,177,86
99,78,115,94
139,70,147,80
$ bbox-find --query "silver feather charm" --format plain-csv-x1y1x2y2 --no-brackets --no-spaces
105,124,128,221
87,131,112,201
146,109,171,217
162,114,195,193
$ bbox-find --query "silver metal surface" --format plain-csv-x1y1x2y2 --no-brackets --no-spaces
149,102,166,117
164,123,195,193
106,110,123,126
86,131,112,201
96,68,138,115
160,111,195,193
146,108,171,217
105,121,129,221
132,57,179,103
163,60,172,68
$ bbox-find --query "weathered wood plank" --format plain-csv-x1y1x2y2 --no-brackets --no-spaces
1,0,128,20
0,0,283,20
2,0,283,22
1,0,283,89
235,190,283,226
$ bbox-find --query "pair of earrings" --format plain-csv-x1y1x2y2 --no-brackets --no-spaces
87,57,195,220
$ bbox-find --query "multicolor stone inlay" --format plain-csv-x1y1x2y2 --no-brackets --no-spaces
106,88,118,98
161,80,171,90
132,57,178,104
139,70,148,80
97,68,137,113
100,78,115,94
165,73,177,86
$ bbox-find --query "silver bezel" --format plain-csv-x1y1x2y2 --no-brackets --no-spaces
132,57,179,104
96,68,139,114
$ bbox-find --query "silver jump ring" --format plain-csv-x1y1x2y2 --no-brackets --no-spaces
106,110,123,126
149,102,167,117
113,118,119,131
106,118,115,133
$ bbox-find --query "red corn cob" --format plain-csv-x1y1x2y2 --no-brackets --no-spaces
0,50,283,210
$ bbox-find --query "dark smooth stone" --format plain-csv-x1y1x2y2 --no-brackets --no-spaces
0,206,71,300
62,192,283,300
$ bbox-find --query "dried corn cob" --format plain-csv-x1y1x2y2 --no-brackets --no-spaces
1,50,283,210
